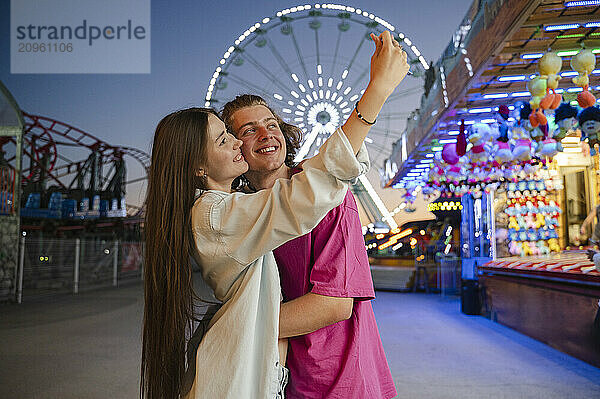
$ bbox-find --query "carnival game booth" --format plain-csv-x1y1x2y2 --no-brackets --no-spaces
383,0,600,367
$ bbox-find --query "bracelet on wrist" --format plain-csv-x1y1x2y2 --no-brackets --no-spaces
354,101,376,125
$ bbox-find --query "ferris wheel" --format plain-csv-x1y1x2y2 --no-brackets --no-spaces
205,3,428,226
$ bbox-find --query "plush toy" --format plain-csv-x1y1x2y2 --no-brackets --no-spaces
527,76,548,127
538,52,563,109
530,241,541,256
516,214,527,230
493,141,513,163
468,123,492,164
578,106,600,155
524,213,536,230
508,216,519,230
538,138,562,158
571,49,597,108
535,213,546,229
553,103,579,141
509,240,521,255
537,240,551,255
495,105,511,142
522,241,534,256
548,238,561,252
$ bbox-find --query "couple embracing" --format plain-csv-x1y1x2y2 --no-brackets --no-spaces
142,31,407,398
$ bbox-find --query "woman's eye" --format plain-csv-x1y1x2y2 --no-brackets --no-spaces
221,137,227,145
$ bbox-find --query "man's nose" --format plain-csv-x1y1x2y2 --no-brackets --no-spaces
257,125,272,140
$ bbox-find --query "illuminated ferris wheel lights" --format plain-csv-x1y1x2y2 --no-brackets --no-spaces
340,101,348,108
307,79,314,89
355,8,361,14
325,90,331,99
291,91,300,98
336,81,343,90
273,93,283,100
317,64,322,75
298,84,306,92
291,73,299,82
219,59,225,65
306,94,313,103
369,14,375,19
295,110,304,116
312,91,318,101
404,37,412,46
296,105,305,111
412,46,421,57
294,117,303,122
327,78,333,87
341,69,348,79
343,86,352,95
343,108,352,113
318,77,323,86
300,99,308,107
287,100,294,106
319,89,324,99
262,17,270,23
350,94,359,101
282,108,292,114
335,96,343,104
330,92,337,101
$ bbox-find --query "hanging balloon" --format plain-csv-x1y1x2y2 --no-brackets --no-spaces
442,143,459,165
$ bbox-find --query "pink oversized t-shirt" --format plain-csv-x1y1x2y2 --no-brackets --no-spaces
273,188,397,399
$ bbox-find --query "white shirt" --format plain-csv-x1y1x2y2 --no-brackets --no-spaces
184,128,370,398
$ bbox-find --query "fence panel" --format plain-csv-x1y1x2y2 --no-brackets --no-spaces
21,238,76,299
15,237,143,302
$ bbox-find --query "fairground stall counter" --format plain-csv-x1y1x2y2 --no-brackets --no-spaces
381,0,600,367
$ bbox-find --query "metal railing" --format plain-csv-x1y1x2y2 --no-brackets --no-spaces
15,237,143,303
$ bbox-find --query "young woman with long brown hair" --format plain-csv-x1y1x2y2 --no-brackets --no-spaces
141,31,409,399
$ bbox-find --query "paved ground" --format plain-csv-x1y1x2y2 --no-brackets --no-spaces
1,277,600,398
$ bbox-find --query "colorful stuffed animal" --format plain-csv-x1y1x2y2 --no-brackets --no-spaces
553,103,579,141
578,106,600,155
535,213,545,229
522,241,534,256
538,138,562,158
527,76,548,127
493,141,513,163
525,213,536,229
538,52,563,109
509,240,521,255
548,238,561,252
495,105,511,142
571,49,597,108
508,215,518,230
536,240,551,255
468,123,492,164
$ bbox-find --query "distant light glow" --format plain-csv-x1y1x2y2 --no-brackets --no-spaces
545,24,580,31
483,93,509,99
498,75,526,82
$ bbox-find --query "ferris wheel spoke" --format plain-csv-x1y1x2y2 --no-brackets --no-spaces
240,51,294,94
314,29,320,68
386,86,422,102
345,28,368,72
331,29,342,77
351,64,370,89
267,40,294,76
226,72,284,103
287,25,310,81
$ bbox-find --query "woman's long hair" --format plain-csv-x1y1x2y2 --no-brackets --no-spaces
141,107,216,399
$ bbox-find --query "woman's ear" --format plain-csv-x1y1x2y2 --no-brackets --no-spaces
196,168,206,178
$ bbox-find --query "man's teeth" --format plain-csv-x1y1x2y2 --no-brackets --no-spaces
234,154,242,161
257,146,277,154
